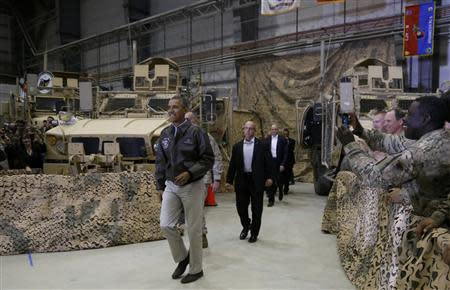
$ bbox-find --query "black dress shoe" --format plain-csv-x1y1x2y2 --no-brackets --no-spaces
181,271,204,284
248,236,257,243
172,253,189,279
278,193,283,201
240,228,249,240
268,201,274,207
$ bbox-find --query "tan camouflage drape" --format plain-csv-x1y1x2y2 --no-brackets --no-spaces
0,172,163,255
236,36,396,181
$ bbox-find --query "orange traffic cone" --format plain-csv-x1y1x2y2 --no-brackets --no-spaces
204,184,218,206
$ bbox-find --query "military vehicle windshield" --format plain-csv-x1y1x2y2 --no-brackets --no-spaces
71,137,100,154
35,97,65,111
116,137,147,158
147,98,169,112
104,98,136,112
35,97,80,112
69,136,147,158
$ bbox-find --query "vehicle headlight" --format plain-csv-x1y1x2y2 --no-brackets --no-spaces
46,135,66,154
46,135,57,146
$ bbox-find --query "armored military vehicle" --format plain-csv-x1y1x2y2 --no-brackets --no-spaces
43,57,233,174
298,58,433,195
9,71,95,126
95,57,181,119
43,116,168,174
43,57,179,174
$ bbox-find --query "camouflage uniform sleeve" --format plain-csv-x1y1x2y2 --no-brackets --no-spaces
343,141,416,188
398,181,418,205
347,129,450,226
345,139,449,226
209,134,223,181
361,129,413,154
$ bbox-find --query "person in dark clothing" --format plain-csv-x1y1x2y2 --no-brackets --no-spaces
4,135,21,169
0,143,7,170
155,96,214,284
226,121,274,243
265,124,288,206
19,135,46,171
281,128,296,195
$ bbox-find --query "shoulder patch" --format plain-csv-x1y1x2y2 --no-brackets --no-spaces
161,137,170,149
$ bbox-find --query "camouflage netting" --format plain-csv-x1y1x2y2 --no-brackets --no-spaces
237,37,396,182
0,169,29,176
0,171,163,255
322,171,450,289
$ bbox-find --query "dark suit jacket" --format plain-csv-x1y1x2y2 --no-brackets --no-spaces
265,135,288,168
19,142,46,169
285,137,296,168
226,138,274,193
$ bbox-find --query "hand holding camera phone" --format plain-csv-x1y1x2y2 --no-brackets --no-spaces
341,113,351,129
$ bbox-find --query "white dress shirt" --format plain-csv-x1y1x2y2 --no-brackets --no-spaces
271,135,278,158
243,138,254,173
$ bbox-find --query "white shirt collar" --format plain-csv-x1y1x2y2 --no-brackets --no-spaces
244,137,255,144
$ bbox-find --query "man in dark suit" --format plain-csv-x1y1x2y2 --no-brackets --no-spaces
281,128,296,195
226,121,274,243
265,124,288,206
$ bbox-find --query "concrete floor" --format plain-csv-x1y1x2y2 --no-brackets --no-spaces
1,183,354,290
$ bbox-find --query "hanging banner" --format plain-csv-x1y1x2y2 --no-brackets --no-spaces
403,2,435,56
317,0,345,3
261,0,301,16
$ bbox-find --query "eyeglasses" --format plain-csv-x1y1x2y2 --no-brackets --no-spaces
244,127,255,130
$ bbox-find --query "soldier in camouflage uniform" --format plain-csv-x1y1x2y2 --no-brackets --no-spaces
184,111,223,249
337,95,450,251
337,97,450,289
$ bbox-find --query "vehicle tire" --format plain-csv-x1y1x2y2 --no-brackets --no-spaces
314,167,333,196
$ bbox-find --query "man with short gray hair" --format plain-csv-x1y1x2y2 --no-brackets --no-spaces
184,111,223,248
265,124,288,206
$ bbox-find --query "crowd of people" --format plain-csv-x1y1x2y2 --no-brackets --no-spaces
154,92,450,285
154,95,296,283
322,93,450,288
368,107,406,135
0,119,53,172
8,92,450,286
